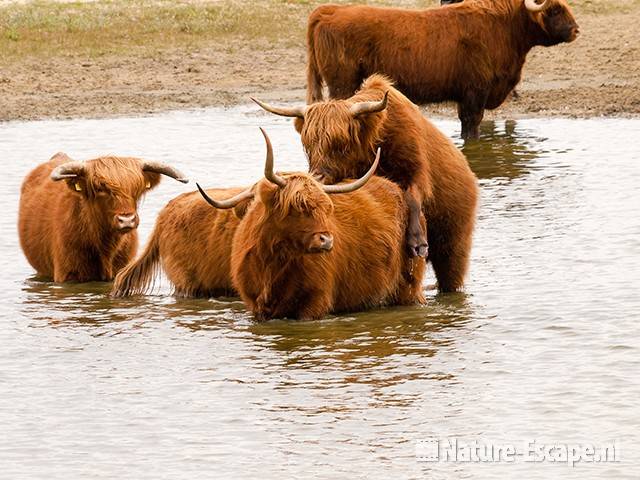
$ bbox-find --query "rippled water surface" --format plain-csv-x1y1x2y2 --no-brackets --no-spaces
1,110,639,479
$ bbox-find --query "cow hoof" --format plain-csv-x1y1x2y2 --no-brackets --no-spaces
408,241,429,258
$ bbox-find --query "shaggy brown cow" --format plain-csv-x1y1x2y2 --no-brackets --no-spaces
111,185,252,297
253,74,478,293
306,0,579,138
198,129,426,321
19,152,188,283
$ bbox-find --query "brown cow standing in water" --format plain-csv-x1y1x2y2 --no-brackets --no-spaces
254,75,478,293
197,129,426,321
19,153,188,282
111,184,252,298
305,0,579,138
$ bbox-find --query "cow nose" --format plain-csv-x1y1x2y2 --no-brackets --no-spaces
319,233,333,251
116,213,138,230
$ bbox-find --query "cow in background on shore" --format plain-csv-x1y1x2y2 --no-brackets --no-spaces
197,129,426,321
19,153,188,282
305,0,579,138
254,74,478,293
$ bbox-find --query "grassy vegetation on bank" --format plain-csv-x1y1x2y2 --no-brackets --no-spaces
0,0,637,63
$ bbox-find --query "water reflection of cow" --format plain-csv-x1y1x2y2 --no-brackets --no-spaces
246,295,474,375
461,120,543,180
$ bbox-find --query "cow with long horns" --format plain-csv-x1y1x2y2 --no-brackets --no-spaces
254,74,478,293
19,153,188,282
197,129,426,321
305,0,579,138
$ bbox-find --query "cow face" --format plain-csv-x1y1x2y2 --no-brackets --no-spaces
528,0,579,45
51,156,188,234
257,174,335,254
250,94,387,185
197,128,380,256
294,95,388,184
542,1,579,43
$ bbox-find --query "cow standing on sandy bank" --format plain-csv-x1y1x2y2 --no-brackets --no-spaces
19,153,188,282
254,74,478,293
197,129,426,321
305,0,579,138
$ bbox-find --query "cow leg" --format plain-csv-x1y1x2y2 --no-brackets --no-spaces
427,211,475,293
457,99,485,140
403,187,428,258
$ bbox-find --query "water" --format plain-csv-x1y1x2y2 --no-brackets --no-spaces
1,109,639,479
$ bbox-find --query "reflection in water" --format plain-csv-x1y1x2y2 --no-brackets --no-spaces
248,294,473,367
462,120,549,180
1,113,639,480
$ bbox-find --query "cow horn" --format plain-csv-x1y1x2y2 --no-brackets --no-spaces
141,161,189,183
260,127,287,188
50,161,85,181
350,91,389,117
524,0,547,12
251,97,307,118
197,183,255,210
323,148,381,194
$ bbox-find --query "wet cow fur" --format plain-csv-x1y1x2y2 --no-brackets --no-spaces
111,187,252,297
19,153,164,282
230,173,426,320
291,75,479,292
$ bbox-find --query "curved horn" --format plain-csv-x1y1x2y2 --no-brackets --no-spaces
197,183,254,210
251,97,306,118
323,147,381,194
260,127,287,188
524,0,547,12
141,161,189,183
350,91,389,117
50,161,85,181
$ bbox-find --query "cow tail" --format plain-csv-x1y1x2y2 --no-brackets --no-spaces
111,226,161,297
306,15,324,103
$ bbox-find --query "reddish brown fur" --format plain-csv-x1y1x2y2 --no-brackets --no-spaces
306,0,579,138
18,153,162,282
111,187,251,297
231,174,425,321
294,74,478,292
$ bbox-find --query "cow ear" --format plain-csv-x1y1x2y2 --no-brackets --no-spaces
143,171,162,191
232,198,251,219
294,117,305,134
64,178,88,196
257,180,278,209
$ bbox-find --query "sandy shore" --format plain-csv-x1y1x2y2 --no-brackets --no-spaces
0,1,638,122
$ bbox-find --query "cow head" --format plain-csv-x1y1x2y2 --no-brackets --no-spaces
251,93,388,184
51,155,188,234
524,0,579,45
197,128,380,255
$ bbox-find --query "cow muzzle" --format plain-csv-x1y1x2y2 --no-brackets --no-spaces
116,213,139,232
567,25,580,42
309,233,334,253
